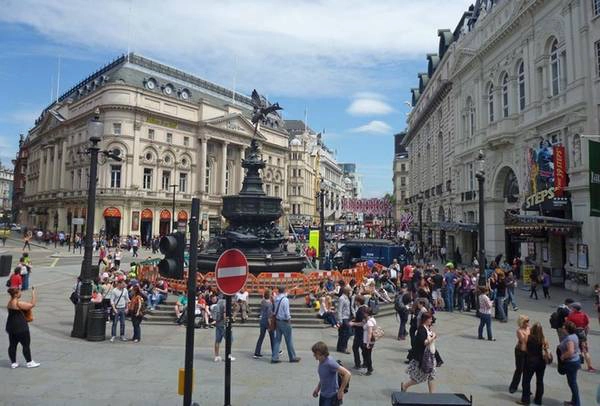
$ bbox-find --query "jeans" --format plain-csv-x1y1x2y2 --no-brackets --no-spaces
459,291,471,311
362,343,373,372
506,286,518,309
445,287,454,312
495,296,507,321
21,273,30,290
111,308,126,337
509,348,527,392
336,319,351,351
272,320,297,361
150,293,166,309
397,310,408,339
522,360,545,404
478,313,493,339
563,361,580,406
319,395,339,406
352,331,364,368
530,284,538,299
131,315,142,340
254,319,274,356
322,312,338,327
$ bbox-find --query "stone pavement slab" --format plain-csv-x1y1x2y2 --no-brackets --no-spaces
0,263,598,405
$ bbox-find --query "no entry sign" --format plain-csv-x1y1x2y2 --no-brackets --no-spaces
215,249,249,295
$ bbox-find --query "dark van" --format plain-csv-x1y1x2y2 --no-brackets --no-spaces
333,239,407,269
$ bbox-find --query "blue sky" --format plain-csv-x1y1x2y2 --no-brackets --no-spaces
0,0,472,197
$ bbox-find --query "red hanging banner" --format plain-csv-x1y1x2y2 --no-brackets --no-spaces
553,145,567,197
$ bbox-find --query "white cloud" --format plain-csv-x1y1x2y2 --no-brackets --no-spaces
0,0,472,97
347,97,394,116
351,120,392,134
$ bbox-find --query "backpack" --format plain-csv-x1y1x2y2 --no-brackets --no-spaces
549,311,561,329
372,323,385,341
336,360,350,394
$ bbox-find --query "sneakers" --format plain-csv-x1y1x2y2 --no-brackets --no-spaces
26,361,40,368
587,367,597,373
10,363,19,369
228,355,236,362
214,356,222,362
120,336,128,342
133,339,139,343
253,354,263,359
110,336,115,343
289,357,301,363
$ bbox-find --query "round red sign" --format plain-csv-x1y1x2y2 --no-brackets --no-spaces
215,249,249,296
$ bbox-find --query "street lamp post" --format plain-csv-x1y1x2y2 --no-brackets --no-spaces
317,186,325,269
475,150,486,287
170,184,178,232
71,109,122,338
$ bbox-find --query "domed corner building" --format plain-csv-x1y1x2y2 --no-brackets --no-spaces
18,53,290,246
399,0,600,295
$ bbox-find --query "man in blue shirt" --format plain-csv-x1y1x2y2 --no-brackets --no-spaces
312,341,351,405
443,263,457,312
271,286,301,363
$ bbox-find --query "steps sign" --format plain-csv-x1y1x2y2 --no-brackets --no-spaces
215,249,249,296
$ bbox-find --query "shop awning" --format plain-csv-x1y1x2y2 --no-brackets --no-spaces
505,215,582,235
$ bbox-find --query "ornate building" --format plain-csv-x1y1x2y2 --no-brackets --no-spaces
404,0,600,293
0,163,13,220
20,53,289,243
12,134,27,224
392,132,410,222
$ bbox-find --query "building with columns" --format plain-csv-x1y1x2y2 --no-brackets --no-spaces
0,163,13,220
20,53,289,244
401,0,600,293
392,132,410,222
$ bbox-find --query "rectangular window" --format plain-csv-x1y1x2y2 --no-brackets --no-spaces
298,169,302,177
179,173,187,193
401,164,406,171
274,185,279,197
400,190,405,199
400,177,406,186
594,0,600,16
596,40,600,77
266,184,271,195
162,170,171,190
183,136,189,147
143,168,153,189
292,186,297,195
110,165,122,188
166,132,173,143
148,128,155,140
277,157,280,166
71,170,75,188
468,163,474,191
112,123,122,135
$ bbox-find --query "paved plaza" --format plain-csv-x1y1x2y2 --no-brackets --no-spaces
0,248,598,405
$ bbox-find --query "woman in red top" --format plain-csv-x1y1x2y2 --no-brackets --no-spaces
566,303,595,372
9,268,23,289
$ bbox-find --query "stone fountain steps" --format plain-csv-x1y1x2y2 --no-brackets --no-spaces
143,297,397,328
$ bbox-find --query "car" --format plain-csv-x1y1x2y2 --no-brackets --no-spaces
10,224,21,232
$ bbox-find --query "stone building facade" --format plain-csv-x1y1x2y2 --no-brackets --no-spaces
21,53,289,244
0,164,13,220
392,132,410,222
402,0,600,293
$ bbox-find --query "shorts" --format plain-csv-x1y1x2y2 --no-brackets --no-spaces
432,289,441,301
215,325,233,344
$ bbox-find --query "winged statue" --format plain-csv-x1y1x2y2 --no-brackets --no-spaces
250,89,282,125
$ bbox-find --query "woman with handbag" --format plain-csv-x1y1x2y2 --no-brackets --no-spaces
401,312,436,393
129,285,144,343
517,322,549,405
5,287,40,369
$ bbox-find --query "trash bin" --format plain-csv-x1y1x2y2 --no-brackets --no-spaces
0,255,12,277
86,309,107,341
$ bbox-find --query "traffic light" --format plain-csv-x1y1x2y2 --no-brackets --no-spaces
158,231,185,279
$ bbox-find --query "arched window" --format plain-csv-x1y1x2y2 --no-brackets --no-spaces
518,61,526,111
204,160,211,193
550,39,560,96
487,83,495,123
501,73,509,118
466,97,475,137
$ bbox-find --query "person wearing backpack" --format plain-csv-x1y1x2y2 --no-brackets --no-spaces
550,298,574,341
311,341,351,405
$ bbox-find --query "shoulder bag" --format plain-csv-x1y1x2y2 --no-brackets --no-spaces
543,342,553,365
18,301,33,322
268,299,282,332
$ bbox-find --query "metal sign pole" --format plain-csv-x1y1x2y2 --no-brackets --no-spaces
224,295,232,406
183,198,199,406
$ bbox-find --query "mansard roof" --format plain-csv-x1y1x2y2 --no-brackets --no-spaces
418,73,429,93
437,29,454,59
427,54,440,77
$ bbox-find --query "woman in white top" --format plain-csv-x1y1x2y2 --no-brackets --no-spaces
477,287,495,341
362,308,376,375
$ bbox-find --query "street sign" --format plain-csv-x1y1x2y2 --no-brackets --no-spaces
215,249,249,296
72,218,84,225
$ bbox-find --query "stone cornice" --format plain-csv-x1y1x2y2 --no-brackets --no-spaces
405,81,452,145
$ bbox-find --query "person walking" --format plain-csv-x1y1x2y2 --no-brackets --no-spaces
558,321,582,406
271,286,301,363
109,280,130,342
253,289,275,359
114,248,122,270
350,295,367,370
477,287,495,341
509,315,531,394
336,287,352,354
128,285,144,343
517,322,548,405
566,302,595,372
529,268,539,300
6,287,40,369
8,267,23,290
311,341,351,406
443,264,457,312
401,312,437,393
495,272,508,322
22,231,32,251
361,308,377,376
505,271,519,311
541,270,551,299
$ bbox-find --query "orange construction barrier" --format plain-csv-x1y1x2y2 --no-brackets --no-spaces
255,272,308,296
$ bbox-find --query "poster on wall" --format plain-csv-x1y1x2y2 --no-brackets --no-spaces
524,140,569,210
131,211,139,232
567,243,576,267
590,140,600,216
577,244,588,269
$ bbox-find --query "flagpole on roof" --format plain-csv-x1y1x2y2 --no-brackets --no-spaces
56,56,61,103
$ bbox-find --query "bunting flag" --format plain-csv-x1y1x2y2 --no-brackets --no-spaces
341,198,392,216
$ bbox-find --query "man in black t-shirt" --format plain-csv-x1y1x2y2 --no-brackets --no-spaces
431,269,444,310
350,296,367,370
